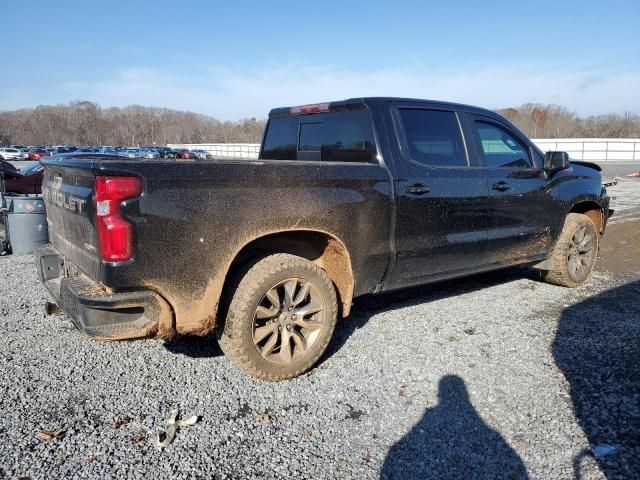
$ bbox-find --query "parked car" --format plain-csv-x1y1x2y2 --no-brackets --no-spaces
26,149,51,161
95,147,121,155
191,149,213,160
53,147,77,154
1,161,43,194
37,97,611,381
156,147,177,159
122,148,141,158
0,147,25,160
138,149,159,159
175,149,197,159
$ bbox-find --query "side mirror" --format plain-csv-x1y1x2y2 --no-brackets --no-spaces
544,151,569,171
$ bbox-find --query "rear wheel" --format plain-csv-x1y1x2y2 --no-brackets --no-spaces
218,253,338,381
542,213,599,287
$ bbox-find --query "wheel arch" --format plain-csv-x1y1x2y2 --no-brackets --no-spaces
224,229,355,317
568,200,605,234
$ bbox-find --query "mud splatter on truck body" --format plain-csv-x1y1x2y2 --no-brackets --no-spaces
39,154,392,337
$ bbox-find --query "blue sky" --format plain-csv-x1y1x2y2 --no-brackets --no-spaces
2,0,639,119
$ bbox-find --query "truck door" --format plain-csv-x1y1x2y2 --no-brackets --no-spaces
466,114,556,264
385,107,490,288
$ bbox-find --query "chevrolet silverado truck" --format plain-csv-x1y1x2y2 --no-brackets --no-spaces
37,97,611,380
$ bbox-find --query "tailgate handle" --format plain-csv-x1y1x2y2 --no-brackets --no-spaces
404,184,430,195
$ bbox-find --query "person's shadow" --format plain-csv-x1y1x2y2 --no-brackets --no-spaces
381,375,528,480
553,280,640,479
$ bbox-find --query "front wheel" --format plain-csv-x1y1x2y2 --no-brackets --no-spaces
542,213,599,287
218,253,338,381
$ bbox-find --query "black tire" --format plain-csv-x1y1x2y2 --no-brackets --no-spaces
542,213,599,287
218,253,338,381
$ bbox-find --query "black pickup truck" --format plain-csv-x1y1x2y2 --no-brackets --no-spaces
37,97,611,380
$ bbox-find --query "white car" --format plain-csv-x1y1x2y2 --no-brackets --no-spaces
192,149,213,160
0,147,24,160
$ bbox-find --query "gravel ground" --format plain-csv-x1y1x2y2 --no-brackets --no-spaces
0,177,638,479
607,177,640,224
0,252,637,479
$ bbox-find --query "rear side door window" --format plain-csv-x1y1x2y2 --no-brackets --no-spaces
472,121,532,169
397,109,468,167
320,110,376,163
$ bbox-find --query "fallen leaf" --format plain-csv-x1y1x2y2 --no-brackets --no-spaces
362,452,372,463
223,412,232,421
87,453,101,463
399,387,406,397
132,433,146,446
114,416,131,429
256,412,276,424
36,430,64,442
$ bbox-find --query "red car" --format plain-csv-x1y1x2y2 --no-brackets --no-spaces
26,150,52,161
0,161,43,194
175,149,197,159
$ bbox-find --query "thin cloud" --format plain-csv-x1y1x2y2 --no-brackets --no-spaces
27,64,640,119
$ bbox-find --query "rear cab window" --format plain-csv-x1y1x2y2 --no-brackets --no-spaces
260,108,377,163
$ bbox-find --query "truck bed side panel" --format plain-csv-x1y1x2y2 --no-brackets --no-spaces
93,159,392,332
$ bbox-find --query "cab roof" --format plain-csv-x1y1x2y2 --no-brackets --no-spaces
268,97,500,119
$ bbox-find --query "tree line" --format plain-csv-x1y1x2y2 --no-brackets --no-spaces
0,100,639,146
0,101,266,146
497,104,640,139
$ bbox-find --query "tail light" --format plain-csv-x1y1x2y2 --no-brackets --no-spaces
95,176,142,262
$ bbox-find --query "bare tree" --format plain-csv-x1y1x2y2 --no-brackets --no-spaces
498,104,640,139
0,101,267,146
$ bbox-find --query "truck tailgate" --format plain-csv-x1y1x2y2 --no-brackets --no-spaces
42,160,101,279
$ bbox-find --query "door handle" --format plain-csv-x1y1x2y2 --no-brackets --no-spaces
492,181,510,192
404,184,430,195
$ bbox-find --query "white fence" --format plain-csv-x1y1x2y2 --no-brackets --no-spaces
167,143,260,159
170,139,640,162
533,138,640,162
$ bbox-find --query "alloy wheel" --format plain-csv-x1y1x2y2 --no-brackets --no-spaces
252,278,325,364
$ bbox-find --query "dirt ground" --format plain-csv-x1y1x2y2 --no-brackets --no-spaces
598,219,640,279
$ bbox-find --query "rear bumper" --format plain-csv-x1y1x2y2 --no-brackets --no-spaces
36,244,174,340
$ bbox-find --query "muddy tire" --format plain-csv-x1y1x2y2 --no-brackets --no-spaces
542,213,599,287
218,253,338,381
